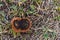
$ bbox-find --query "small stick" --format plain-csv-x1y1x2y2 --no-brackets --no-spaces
0,31,8,34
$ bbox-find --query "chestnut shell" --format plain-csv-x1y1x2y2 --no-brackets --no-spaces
11,17,32,32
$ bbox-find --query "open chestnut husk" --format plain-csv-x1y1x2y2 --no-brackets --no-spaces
11,17,32,32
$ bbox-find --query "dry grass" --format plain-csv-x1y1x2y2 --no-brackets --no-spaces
0,0,60,40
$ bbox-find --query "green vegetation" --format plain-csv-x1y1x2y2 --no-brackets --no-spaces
0,0,59,40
